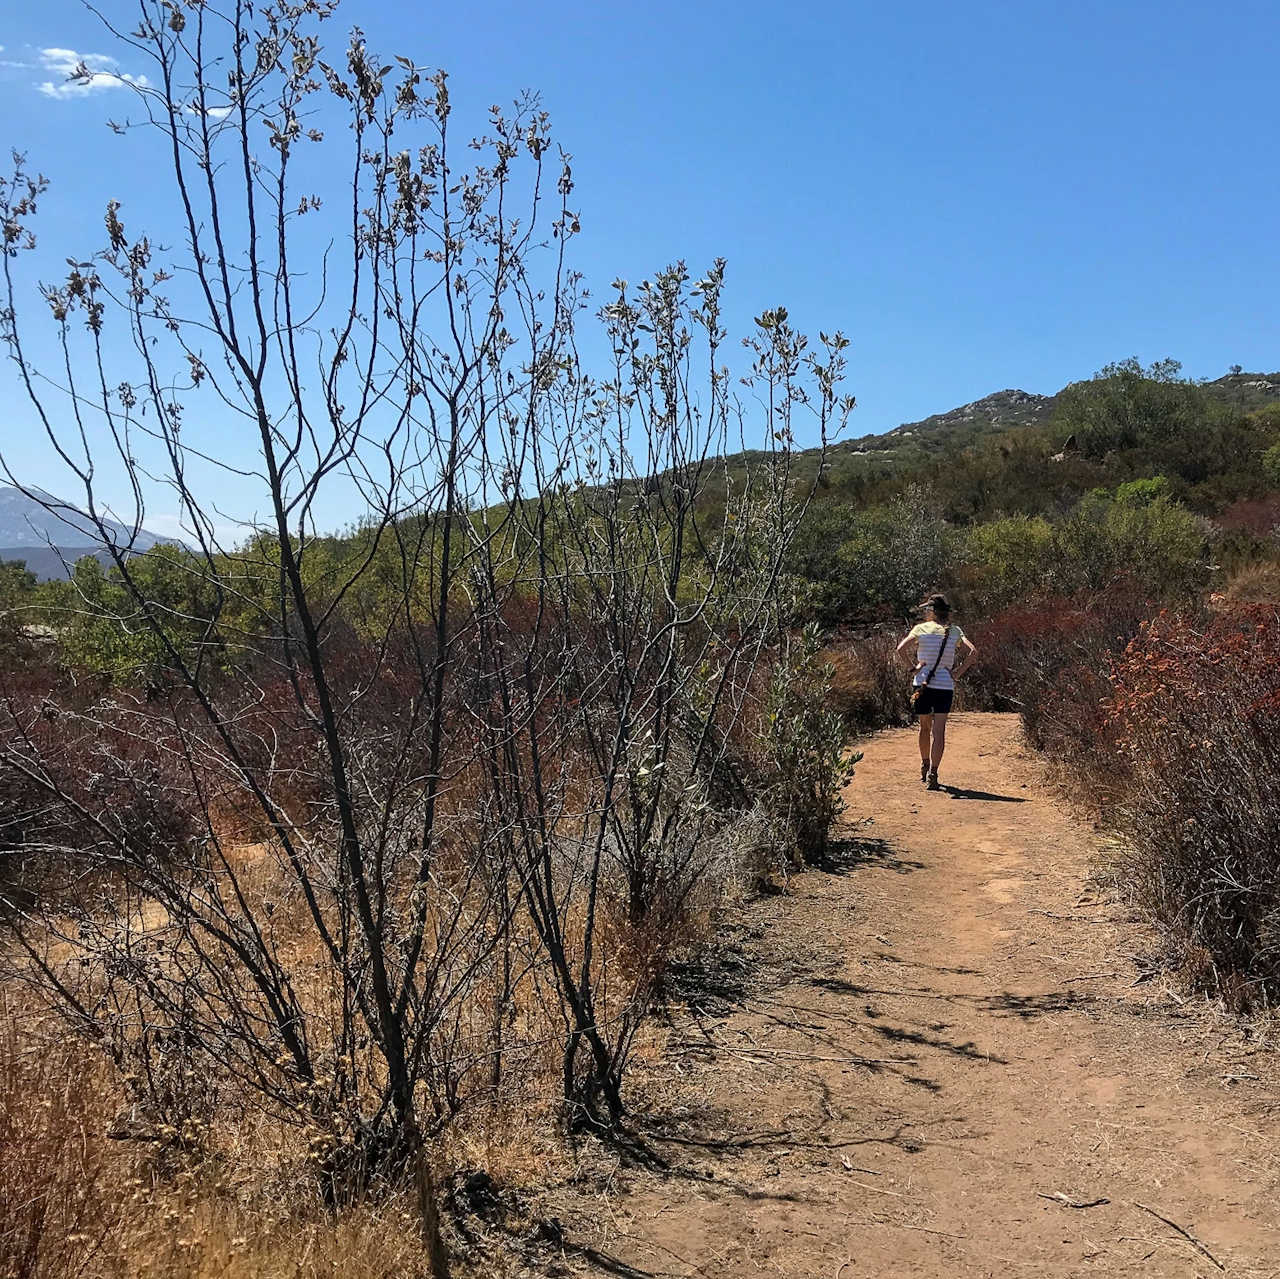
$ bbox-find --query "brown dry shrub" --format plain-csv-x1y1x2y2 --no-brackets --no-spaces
962,592,1154,791
1222,562,1280,603
1105,606,1280,1007
1214,492,1280,538
820,631,914,733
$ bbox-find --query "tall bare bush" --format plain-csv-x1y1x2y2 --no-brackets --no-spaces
0,0,852,1261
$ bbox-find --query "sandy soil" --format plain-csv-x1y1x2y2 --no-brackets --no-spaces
551,713,1280,1278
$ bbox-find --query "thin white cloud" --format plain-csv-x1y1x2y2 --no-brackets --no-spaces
142,510,246,548
37,47,148,98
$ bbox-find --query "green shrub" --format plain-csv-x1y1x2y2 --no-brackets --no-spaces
1049,359,1269,500
0,560,39,661
1053,358,1217,458
1114,475,1171,506
791,485,956,622
957,487,1208,611
1053,490,1210,601
41,546,222,684
959,515,1056,613
761,624,859,863
1262,441,1280,487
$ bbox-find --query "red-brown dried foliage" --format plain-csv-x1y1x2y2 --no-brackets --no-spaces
961,591,1153,787
1103,606,1280,1005
818,630,915,733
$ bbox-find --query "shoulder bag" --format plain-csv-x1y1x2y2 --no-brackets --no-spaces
911,624,951,715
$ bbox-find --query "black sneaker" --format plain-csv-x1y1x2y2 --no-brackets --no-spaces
927,768,940,791
920,760,930,785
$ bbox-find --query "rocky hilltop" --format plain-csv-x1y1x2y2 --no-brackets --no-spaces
817,369,1280,469
889,387,1056,436
851,388,1056,455
1207,370,1280,412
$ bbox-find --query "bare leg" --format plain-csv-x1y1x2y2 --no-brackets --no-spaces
930,713,948,769
918,713,932,763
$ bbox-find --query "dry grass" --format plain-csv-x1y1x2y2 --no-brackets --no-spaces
0,1004,118,1279
820,632,914,733
0,996,568,1278
1222,561,1280,603
108,1195,435,1279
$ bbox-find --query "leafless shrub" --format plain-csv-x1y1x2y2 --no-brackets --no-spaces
0,0,854,1261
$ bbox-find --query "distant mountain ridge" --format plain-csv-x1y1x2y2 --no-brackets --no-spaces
0,485,176,581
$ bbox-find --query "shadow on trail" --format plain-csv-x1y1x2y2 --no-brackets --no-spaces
809,977,1093,1021
867,1021,1009,1065
642,1115,964,1161
643,824,993,1207
942,785,1027,803
815,835,926,875
871,953,985,976
666,837,925,1015
527,1220,673,1279
981,990,1093,1017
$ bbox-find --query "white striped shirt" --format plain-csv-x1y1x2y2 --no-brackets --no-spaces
909,622,965,691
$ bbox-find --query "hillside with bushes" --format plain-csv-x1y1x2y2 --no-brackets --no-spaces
786,359,1280,624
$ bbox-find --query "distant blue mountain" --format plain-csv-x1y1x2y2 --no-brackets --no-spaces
0,485,177,580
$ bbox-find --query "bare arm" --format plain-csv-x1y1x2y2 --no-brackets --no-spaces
895,632,922,670
953,636,978,679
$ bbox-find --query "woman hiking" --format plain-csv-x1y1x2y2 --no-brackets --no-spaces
896,593,977,791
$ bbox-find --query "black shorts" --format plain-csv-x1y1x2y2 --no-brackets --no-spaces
912,687,953,716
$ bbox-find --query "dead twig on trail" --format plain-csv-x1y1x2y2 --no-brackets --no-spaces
847,1178,902,1197
1037,1191,1110,1209
1028,910,1109,924
892,1223,967,1240
725,1045,916,1066
1133,1201,1226,1271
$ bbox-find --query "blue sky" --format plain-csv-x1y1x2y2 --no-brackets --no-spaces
2,0,1278,535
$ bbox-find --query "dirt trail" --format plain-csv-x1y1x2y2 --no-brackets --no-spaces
568,714,1280,1278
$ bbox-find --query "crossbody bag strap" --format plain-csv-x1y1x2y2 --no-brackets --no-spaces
920,624,952,688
